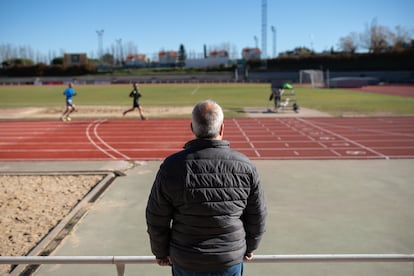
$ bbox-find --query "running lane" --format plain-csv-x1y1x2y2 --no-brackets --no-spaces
0,117,413,160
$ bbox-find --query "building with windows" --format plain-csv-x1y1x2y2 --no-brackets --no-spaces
63,54,87,66
242,48,261,60
158,51,178,66
125,54,147,67
185,50,230,68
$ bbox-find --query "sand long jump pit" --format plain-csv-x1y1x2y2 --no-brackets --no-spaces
0,171,122,275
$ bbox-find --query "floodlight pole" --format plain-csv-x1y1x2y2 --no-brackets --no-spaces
271,26,276,58
261,0,267,58
96,29,104,62
116,38,123,65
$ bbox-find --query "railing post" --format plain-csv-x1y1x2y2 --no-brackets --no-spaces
116,263,125,276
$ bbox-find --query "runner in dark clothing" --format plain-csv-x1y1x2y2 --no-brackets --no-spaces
122,82,146,120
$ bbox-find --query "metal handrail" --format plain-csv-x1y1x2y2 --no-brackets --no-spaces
1,254,413,276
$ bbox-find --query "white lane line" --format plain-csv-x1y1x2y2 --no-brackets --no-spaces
346,150,367,156
92,120,131,160
191,86,200,95
86,120,117,159
233,119,261,157
278,118,342,157
311,119,414,138
297,118,389,159
332,142,350,147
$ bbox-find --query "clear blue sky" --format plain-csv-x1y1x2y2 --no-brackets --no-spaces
1,0,413,61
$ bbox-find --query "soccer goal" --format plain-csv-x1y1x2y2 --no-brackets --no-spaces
299,70,325,88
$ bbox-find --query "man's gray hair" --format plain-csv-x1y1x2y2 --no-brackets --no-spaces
191,100,224,139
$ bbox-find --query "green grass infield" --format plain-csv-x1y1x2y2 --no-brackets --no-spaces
1,83,413,117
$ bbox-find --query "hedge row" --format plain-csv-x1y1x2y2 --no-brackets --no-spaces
0,64,96,77
1,51,413,76
261,50,414,71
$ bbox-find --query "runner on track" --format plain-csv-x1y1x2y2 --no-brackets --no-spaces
61,83,77,121
122,82,147,120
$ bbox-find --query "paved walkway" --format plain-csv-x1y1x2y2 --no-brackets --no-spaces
2,159,414,276
243,106,331,117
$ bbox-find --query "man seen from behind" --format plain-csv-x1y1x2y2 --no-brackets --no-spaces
146,99,267,275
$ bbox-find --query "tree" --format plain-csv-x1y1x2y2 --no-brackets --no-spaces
5,58,34,66
101,53,114,65
389,25,413,51
360,18,390,53
51,57,64,65
0,43,14,63
178,44,186,67
340,19,413,53
338,32,359,53
279,47,313,57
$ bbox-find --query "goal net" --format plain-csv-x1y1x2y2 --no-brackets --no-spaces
299,70,325,88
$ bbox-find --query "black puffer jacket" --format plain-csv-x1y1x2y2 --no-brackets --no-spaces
146,139,267,272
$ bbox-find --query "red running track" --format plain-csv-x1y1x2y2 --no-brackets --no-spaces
1,117,414,161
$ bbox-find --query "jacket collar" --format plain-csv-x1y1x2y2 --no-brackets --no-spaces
184,139,230,149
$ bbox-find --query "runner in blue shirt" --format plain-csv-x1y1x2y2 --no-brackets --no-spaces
61,83,77,121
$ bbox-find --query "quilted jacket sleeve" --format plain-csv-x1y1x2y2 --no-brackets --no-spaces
242,167,267,253
145,167,174,259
